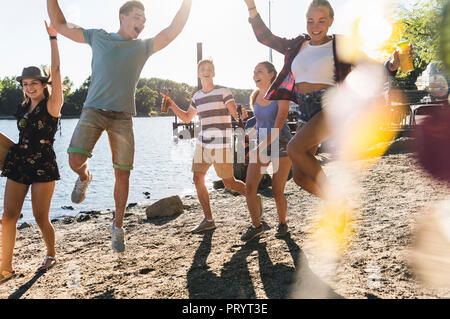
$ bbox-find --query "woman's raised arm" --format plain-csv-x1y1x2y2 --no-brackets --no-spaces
45,21,63,118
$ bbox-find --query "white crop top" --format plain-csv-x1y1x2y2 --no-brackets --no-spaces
291,40,335,85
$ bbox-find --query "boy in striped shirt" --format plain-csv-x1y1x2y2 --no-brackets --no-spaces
165,59,248,233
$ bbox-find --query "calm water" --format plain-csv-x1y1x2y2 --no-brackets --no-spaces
0,117,219,223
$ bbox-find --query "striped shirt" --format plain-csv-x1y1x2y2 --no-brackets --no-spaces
189,86,235,149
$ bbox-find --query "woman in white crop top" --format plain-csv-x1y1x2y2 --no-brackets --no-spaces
245,0,410,203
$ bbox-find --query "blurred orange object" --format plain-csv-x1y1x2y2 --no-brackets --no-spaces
411,201,450,288
0,132,14,170
397,40,414,73
162,89,171,113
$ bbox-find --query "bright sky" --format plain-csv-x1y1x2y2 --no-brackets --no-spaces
0,0,416,90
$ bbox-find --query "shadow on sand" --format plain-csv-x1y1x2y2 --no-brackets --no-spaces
187,230,343,299
8,271,46,299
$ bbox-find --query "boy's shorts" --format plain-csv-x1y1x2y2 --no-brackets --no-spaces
67,108,135,171
192,145,234,179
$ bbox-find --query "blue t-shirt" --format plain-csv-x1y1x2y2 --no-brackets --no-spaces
254,100,291,140
83,29,154,115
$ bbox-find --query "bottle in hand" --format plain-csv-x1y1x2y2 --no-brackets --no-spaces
162,89,171,113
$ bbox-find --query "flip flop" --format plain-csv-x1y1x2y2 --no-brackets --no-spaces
37,256,58,272
0,270,16,284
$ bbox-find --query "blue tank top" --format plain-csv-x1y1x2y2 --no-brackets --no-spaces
254,100,292,140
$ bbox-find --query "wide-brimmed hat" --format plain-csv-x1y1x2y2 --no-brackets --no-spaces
16,66,49,83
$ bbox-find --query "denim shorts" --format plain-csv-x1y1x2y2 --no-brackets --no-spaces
295,88,327,125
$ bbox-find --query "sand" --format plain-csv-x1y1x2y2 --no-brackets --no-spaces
0,151,449,299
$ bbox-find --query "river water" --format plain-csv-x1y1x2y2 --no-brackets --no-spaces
0,117,219,223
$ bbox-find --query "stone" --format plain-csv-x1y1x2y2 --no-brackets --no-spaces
213,180,224,189
18,222,32,230
126,203,138,210
63,216,76,224
80,210,102,216
146,195,184,219
76,214,91,222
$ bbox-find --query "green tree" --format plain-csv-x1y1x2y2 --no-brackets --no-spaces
0,77,23,116
230,88,252,107
136,85,158,115
62,76,74,100
62,76,91,115
395,0,447,88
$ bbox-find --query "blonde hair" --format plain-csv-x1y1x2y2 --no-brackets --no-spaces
307,0,334,19
120,1,145,15
250,62,277,110
197,58,215,72
119,1,145,24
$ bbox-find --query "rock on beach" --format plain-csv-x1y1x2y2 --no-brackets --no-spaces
1,151,449,299
145,195,184,219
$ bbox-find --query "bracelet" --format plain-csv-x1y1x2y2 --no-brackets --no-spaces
248,6,256,11
49,36,57,40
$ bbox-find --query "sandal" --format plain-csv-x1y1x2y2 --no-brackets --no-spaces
0,270,16,284
37,256,58,272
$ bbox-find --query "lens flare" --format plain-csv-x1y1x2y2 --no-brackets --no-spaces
410,199,450,288
337,0,402,63
311,199,356,256
325,62,402,164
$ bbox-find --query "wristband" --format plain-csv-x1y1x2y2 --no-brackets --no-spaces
248,7,256,11
49,36,57,40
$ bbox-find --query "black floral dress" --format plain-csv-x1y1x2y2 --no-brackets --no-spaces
1,98,60,185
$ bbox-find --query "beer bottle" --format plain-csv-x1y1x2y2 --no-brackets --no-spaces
237,105,250,164
162,89,171,113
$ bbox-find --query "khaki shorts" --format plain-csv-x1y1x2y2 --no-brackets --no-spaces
192,145,234,179
68,108,134,170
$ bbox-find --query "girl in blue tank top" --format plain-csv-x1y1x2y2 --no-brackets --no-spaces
240,62,293,242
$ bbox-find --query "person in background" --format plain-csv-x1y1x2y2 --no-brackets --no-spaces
240,61,292,242
164,59,248,234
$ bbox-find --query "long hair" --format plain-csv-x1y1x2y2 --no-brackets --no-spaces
250,61,278,110
20,67,51,107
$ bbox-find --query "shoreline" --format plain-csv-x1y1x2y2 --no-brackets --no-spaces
0,151,449,299
3,182,206,226
0,114,177,120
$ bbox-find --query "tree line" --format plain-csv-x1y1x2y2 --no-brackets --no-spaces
1,0,445,117
393,0,447,89
0,75,253,117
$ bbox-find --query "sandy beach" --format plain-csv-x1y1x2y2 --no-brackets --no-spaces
0,149,449,299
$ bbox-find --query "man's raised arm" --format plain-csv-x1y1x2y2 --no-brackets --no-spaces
153,0,192,53
47,0,85,43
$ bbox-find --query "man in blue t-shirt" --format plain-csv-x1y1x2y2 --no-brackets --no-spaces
47,0,192,252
